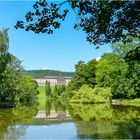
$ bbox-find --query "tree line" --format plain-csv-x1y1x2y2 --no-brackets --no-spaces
0,29,39,107
24,70,74,78
45,81,66,99
53,41,139,103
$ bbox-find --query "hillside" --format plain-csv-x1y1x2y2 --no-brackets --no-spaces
24,70,74,78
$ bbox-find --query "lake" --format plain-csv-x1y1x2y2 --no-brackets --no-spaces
0,99,140,139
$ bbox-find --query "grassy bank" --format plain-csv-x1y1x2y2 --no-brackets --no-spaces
38,86,46,99
37,86,45,110
37,86,140,109
121,98,140,107
37,86,54,110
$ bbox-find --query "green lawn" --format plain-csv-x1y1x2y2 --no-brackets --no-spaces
121,98,140,107
37,86,46,99
37,86,54,110
37,86,45,110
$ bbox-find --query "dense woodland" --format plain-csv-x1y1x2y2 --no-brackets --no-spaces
24,70,74,78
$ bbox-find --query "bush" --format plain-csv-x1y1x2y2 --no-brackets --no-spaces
70,85,112,103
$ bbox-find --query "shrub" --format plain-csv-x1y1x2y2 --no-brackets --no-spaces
70,85,112,103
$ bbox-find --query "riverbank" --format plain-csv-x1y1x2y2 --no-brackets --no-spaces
38,86,140,107
120,98,140,107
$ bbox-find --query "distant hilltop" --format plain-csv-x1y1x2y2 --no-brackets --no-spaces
24,70,74,79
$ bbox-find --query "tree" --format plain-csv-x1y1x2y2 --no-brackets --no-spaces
0,29,39,107
112,36,140,58
0,28,11,82
45,80,51,96
57,85,66,96
96,52,139,98
124,46,140,98
15,0,140,46
70,84,112,103
112,41,140,98
52,84,58,98
124,46,140,62
68,59,97,91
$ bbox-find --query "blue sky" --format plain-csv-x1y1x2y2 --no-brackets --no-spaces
0,1,112,72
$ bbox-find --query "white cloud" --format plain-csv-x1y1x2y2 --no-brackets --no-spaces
96,57,101,61
42,67,48,70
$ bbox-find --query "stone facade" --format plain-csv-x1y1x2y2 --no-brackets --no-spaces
35,76,71,86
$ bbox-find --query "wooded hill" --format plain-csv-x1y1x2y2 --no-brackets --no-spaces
24,70,74,78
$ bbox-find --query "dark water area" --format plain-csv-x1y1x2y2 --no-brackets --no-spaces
0,100,140,139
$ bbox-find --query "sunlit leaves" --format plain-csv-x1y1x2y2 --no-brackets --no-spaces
15,0,140,45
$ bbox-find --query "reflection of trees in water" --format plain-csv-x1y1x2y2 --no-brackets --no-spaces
0,106,37,139
45,100,51,117
52,99,58,112
112,105,140,139
69,104,113,122
45,99,68,119
69,104,140,139
114,120,140,139
4,125,27,139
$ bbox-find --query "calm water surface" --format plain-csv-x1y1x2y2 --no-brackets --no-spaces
0,99,140,139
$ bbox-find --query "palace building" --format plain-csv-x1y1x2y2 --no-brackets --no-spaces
35,76,71,86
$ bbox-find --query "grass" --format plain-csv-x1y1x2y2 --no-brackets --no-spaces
37,86,46,110
37,86,46,99
37,86,54,110
121,98,140,107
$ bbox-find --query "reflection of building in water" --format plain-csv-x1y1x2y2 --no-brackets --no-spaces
35,110,71,120
35,76,71,86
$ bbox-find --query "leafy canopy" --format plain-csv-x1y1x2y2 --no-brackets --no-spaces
15,0,140,46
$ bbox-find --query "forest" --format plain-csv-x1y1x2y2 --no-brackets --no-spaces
44,40,140,103
24,70,74,78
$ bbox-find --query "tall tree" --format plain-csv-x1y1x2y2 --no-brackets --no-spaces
112,36,140,58
68,59,97,91
15,0,140,46
45,80,51,96
0,29,39,106
0,28,11,81
96,52,139,98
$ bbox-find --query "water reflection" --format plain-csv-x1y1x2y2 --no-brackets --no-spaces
69,104,113,122
0,100,140,139
36,99,70,119
69,104,140,139
0,106,37,139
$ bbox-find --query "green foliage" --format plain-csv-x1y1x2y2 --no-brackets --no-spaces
69,104,113,122
51,84,66,98
125,46,140,62
24,70,74,78
15,75,39,105
52,84,59,98
0,105,37,139
121,98,140,107
68,104,140,139
0,28,11,81
57,85,66,96
0,29,39,107
45,81,51,96
95,53,126,96
16,1,140,46
66,46,139,100
70,85,112,103
112,36,140,58
68,59,97,91
95,52,140,98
